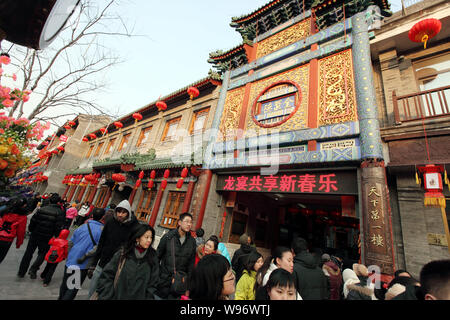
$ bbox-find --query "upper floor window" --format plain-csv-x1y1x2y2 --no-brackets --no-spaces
86,145,94,158
118,133,131,151
94,142,104,157
189,107,210,135
136,126,152,147
105,138,116,154
162,117,181,141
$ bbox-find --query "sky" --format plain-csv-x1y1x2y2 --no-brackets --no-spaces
5,0,404,131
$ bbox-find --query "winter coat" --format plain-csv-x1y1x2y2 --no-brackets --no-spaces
45,229,70,263
66,220,103,270
323,261,343,300
392,285,422,300
0,212,27,248
28,204,66,241
96,248,159,300
194,244,217,266
231,244,256,281
93,200,139,268
65,207,77,219
293,251,329,300
235,270,257,300
156,228,196,290
218,242,231,264
345,283,375,300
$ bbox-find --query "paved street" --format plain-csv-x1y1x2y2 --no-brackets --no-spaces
0,230,90,300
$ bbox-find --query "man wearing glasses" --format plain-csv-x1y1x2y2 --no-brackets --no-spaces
156,212,196,300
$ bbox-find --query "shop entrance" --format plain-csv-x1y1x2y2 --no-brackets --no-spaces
227,192,360,262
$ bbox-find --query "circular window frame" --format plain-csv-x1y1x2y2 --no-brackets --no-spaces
251,80,302,128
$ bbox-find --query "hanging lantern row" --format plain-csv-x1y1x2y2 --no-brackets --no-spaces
176,167,189,190
134,170,145,189
147,170,156,190
408,18,442,49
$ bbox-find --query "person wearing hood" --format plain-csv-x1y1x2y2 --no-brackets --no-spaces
291,237,329,300
342,268,376,300
87,199,139,298
18,193,66,279
40,229,70,286
231,233,257,282
322,253,343,300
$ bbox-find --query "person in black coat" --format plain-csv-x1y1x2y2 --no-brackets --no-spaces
17,193,65,278
231,233,256,282
291,237,329,300
87,200,139,298
156,212,196,300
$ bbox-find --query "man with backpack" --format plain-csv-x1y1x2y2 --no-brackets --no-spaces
58,208,105,300
17,193,66,279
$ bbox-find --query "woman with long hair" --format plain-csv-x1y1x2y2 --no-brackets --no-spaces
235,251,264,300
195,236,219,266
187,253,235,300
95,223,159,299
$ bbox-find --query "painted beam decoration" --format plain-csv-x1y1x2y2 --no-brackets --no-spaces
217,170,358,195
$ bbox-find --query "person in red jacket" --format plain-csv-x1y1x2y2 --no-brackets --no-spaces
0,198,28,264
195,236,219,266
40,229,70,286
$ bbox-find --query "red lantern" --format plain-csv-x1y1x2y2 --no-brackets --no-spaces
132,113,143,123
57,146,64,152
147,180,154,189
64,125,71,130
139,170,145,179
99,128,108,135
176,178,184,190
41,175,48,181
68,121,76,127
114,121,123,129
161,180,168,190
52,149,58,154
408,18,442,49
82,137,89,142
418,164,447,208
135,179,142,189
156,101,167,111
112,173,126,183
181,167,188,178
163,169,170,179
89,133,97,139
187,86,199,100
150,170,156,179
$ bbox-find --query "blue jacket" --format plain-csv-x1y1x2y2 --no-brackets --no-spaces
66,220,103,270
218,242,231,264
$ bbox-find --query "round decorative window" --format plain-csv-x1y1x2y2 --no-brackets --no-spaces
251,80,302,128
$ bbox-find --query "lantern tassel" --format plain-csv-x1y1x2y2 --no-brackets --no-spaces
415,171,421,185
445,170,450,191
424,193,446,208
422,34,429,49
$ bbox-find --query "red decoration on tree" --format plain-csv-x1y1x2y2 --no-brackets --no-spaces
187,86,199,100
156,101,167,111
132,113,143,123
408,18,442,49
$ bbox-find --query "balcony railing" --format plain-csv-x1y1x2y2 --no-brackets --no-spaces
392,85,450,124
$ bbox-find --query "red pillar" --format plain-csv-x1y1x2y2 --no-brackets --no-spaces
67,186,77,202
101,187,112,208
88,186,98,204
195,170,213,230
181,180,195,213
149,186,165,227
129,188,137,206
62,185,70,199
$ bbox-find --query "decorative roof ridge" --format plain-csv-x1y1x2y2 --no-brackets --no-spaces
231,0,283,24
209,40,253,60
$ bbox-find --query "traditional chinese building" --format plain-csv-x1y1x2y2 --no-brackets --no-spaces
62,73,222,241
373,0,450,276
200,0,398,278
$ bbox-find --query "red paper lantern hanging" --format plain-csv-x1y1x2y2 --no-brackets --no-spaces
135,179,142,189
163,169,170,179
99,128,108,135
139,170,145,179
114,121,123,130
132,113,143,123
64,125,71,130
112,173,126,183
417,164,448,208
147,179,154,189
181,167,188,178
82,137,89,142
57,146,64,152
156,101,167,111
68,121,76,127
150,170,156,179
52,149,58,154
408,18,442,49
161,179,168,190
187,86,199,100
176,178,184,190
89,133,97,140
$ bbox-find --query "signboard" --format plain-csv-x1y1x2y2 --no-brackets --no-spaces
427,233,448,247
59,135,68,142
217,170,357,195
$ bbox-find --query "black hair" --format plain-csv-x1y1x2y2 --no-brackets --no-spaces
206,236,219,251
265,268,297,298
420,259,450,299
196,228,205,237
179,212,193,222
92,207,105,221
49,193,61,204
388,276,419,289
109,204,116,209
244,251,263,273
4,197,28,215
122,223,156,266
394,269,411,278
188,254,231,300
291,237,308,255
255,246,292,293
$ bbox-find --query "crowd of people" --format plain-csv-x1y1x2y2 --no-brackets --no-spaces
0,191,449,300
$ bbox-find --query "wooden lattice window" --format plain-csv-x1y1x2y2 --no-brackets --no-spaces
94,142,104,157
82,186,96,204
75,186,86,203
95,187,109,207
86,145,95,158
161,117,181,141
118,133,131,151
135,190,156,222
105,138,116,155
189,107,210,135
136,126,152,147
160,191,186,229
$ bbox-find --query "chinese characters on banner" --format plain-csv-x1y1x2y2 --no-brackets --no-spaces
368,185,385,249
217,171,358,195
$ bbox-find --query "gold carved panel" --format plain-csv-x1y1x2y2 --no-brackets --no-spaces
256,19,310,60
318,49,358,126
218,87,246,141
245,64,309,137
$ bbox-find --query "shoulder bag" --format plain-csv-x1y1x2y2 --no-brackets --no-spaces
170,237,187,296
90,251,126,300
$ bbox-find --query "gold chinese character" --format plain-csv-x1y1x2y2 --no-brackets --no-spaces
370,199,378,208
371,234,384,247
368,187,380,197
370,210,380,220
